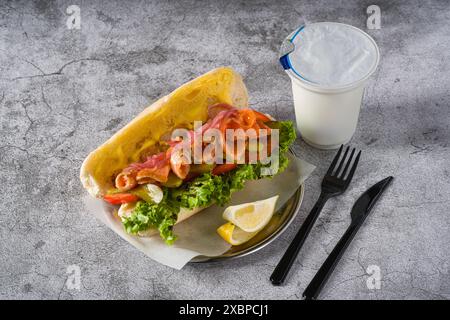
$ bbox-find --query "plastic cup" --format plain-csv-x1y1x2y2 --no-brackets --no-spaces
280,22,380,149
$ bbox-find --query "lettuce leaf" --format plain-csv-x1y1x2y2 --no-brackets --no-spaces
122,190,180,244
280,122,296,152
122,120,297,244
172,173,223,209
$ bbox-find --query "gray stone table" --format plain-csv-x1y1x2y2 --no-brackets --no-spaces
0,0,449,300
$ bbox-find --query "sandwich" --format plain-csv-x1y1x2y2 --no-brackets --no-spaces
80,67,296,244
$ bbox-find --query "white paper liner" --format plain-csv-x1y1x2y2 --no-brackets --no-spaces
83,154,315,269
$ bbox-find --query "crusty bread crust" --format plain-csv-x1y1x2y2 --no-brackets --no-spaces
80,67,248,230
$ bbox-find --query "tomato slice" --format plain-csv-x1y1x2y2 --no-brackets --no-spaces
212,163,237,175
104,193,139,205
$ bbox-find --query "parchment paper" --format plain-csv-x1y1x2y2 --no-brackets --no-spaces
83,154,315,269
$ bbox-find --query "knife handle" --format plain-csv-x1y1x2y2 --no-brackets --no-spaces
270,193,330,285
303,222,360,300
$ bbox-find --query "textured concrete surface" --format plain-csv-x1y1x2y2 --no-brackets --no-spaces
0,0,449,300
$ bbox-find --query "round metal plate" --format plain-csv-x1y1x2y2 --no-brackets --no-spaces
190,183,304,263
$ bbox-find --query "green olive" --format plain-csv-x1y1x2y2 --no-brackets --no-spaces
265,121,281,129
190,163,215,174
161,173,183,188
130,185,154,203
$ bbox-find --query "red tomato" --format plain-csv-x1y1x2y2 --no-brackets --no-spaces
104,193,139,205
212,163,237,175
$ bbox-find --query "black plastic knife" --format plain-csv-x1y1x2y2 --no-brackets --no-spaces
303,176,394,300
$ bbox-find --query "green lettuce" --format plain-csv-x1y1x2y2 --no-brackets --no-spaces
122,191,180,244
122,120,297,244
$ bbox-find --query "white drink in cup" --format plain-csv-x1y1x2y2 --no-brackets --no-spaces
280,22,380,149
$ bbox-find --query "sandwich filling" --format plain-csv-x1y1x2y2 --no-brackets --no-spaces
103,104,296,244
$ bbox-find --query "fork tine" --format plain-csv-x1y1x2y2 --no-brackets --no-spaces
334,146,350,176
344,150,361,182
339,148,356,179
326,145,343,175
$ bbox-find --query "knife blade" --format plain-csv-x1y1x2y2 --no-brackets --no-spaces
303,176,393,300
350,176,394,225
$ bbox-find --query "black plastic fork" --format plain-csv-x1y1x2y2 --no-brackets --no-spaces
270,145,361,285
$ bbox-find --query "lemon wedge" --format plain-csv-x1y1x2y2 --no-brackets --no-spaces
217,222,259,246
223,195,279,232
217,195,279,245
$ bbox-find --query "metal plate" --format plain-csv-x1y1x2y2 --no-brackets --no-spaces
190,183,304,263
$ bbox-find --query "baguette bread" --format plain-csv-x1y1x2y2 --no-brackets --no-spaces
80,67,249,230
